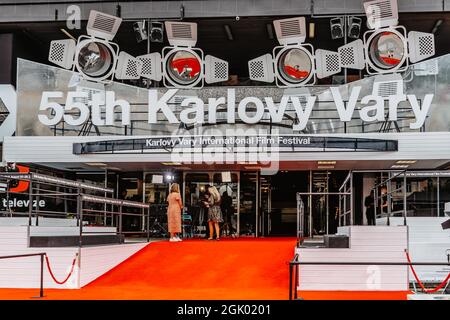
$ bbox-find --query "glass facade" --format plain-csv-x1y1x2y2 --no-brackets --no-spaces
14,54,450,138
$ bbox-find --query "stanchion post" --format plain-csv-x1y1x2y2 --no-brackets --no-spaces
39,254,44,298
119,204,123,243
78,194,83,248
403,173,407,226
349,172,353,226
29,177,33,226
76,187,80,227
338,194,341,227
289,263,293,300
146,207,150,242
294,262,298,300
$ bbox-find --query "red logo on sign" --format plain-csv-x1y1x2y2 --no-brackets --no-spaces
9,165,30,193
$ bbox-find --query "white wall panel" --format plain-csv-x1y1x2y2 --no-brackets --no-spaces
4,132,450,164
377,217,450,281
0,224,149,289
296,226,409,291
79,242,148,287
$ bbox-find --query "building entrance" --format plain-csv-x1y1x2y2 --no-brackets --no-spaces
262,171,350,237
183,172,240,237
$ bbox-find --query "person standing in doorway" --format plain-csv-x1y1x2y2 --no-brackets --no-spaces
167,183,183,242
364,190,376,226
205,185,223,240
220,190,234,236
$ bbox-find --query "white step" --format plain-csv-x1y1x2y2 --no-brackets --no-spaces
0,217,79,227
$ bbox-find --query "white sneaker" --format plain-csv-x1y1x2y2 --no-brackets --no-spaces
169,237,177,242
176,237,182,242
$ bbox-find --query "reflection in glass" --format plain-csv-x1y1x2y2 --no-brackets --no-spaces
213,173,239,236
369,31,405,69
406,177,437,216
240,172,257,236
277,48,312,83
184,173,210,237
166,50,201,85
78,41,114,77
439,178,450,217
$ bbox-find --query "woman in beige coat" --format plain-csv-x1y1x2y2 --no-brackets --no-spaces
167,183,183,242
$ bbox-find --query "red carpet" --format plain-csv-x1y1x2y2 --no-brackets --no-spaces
0,238,410,300
0,238,297,300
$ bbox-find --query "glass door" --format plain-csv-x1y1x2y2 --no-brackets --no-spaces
183,173,211,238
183,172,240,237
143,172,176,237
239,172,258,236
270,171,309,236
260,175,271,236
213,173,239,236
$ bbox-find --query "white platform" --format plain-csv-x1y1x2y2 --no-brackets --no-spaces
0,217,79,227
0,224,149,289
377,217,450,281
296,226,409,291
407,294,450,300
0,217,117,236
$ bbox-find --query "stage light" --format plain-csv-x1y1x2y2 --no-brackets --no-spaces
76,40,115,78
136,21,229,88
248,17,343,88
330,17,344,40
347,16,362,39
337,0,435,77
368,30,405,70
165,49,202,86
149,22,164,43
133,20,148,43
335,0,435,78
277,47,313,84
49,10,142,83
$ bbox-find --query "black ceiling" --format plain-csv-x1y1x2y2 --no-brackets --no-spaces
0,12,449,82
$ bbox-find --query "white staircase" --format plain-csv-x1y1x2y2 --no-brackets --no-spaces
295,226,409,291
377,217,450,282
0,217,79,227
0,217,149,289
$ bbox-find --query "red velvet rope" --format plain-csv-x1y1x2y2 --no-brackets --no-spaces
405,250,450,294
45,253,78,285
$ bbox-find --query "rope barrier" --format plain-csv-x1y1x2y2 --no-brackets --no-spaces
405,250,450,294
45,253,78,285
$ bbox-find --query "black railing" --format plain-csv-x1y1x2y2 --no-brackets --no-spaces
0,253,46,298
288,254,450,300
0,172,151,246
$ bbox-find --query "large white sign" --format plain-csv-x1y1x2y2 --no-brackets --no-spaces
37,87,433,130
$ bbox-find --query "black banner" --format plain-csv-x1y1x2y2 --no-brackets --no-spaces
73,135,398,154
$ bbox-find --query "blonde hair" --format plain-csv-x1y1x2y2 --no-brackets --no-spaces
208,186,221,203
170,183,180,193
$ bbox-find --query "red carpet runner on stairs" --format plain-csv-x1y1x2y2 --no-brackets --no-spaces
0,238,409,300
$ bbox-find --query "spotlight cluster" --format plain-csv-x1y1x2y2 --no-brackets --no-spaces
249,0,435,88
48,0,435,90
49,12,229,88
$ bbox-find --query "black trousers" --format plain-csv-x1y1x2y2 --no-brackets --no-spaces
366,208,375,225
